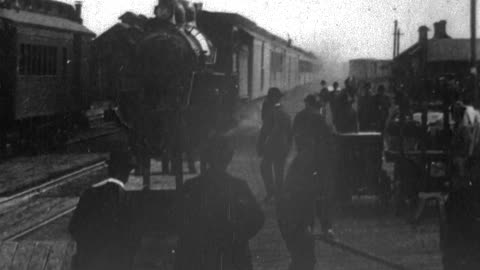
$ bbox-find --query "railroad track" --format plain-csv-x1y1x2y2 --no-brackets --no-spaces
0,160,108,241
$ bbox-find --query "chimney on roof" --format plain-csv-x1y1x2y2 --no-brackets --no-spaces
75,1,83,24
433,20,450,39
418,25,429,43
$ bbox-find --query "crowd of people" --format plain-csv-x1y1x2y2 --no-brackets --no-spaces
67,80,395,270
67,79,480,270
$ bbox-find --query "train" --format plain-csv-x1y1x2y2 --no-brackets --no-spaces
0,0,318,156
0,0,94,153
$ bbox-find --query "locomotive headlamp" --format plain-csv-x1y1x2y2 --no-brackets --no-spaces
155,0,175,21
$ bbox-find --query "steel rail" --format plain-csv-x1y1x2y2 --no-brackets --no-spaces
66,127,122,145
0,160,109,241
4,206,77,241
314,234,408,270
0,160,107,205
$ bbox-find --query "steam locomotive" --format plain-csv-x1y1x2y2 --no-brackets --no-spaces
98,0,238,184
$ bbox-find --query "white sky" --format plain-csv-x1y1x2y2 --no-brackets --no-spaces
63,0,472,61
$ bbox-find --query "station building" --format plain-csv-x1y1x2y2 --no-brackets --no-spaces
393,20,480,94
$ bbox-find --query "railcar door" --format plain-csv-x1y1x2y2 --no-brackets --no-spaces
238,45,250,99
0,19,15,126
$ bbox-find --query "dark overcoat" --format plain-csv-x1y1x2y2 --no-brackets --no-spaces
69,179,136,270
174,170,264,270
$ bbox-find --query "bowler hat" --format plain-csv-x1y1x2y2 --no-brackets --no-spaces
304,94,318,106
267,87,283,99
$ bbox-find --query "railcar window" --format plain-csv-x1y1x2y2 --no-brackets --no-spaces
261,42,265,90
270,51,284,73
299,60,312,73
62,47,67,76
19,44,58,76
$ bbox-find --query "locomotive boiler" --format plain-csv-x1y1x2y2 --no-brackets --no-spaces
109,0,238,187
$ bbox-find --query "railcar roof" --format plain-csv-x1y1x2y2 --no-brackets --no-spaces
0,8,94,35
199,11,316,59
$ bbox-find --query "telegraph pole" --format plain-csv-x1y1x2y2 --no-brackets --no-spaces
472,0,478,106
396,28,402,57
393,20,398,58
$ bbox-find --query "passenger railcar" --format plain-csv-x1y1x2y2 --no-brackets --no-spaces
0,0,94,152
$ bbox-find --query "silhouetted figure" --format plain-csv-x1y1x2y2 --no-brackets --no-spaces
358,82,375,131
293,94,322,151
334,82,358,133
69,151,137,270
257,87,292,201
373,85,391,132
320,80,328,94
174,136,264,270
278,148,317,270
442,96,480,270
443,186,480,270
279,94,337,270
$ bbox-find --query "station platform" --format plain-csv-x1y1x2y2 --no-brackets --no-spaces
0,241,76,270
0,82,443,269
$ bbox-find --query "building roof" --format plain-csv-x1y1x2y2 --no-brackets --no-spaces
397,38,480,62
427,39,480,62
199,11,316,59
350,58,391,63
0,8,94,35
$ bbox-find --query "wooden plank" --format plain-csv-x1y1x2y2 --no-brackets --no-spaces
0,242,18,270
0,198,77,241
10,241,36,270
60,241,76,270
44,242,67,270
27,242,51,270
0,198,63,240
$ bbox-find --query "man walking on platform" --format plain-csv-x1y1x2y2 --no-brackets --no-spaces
257,87,292,202
69,151,137,270
174,136,265,270
278,94,337,270
334,80,358,133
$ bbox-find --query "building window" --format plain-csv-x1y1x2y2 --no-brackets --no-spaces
19,44,58,76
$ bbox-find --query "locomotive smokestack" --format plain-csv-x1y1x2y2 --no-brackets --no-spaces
183,1,197,26
194,2,203,13
75,1,83,23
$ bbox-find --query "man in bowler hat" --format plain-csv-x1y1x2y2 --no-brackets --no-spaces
69,150,137,270
257,87,292,201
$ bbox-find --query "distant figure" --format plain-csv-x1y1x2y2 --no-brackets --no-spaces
257,87,293,201
260,87,278,123
293,94,323,152
69,151,137,270
320,80,328,94
332,81,340,92
334,81,358,133
358,82,374,131
373,85,391,132
174,136,264,270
